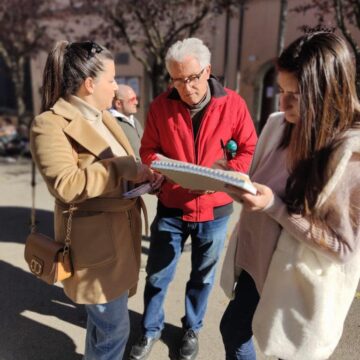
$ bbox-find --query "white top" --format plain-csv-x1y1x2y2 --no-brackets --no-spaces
70,96,127,157
109,108,136,128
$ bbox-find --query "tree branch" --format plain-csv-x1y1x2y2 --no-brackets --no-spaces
106,10,152,73
334,0,360,55
164,5,210,47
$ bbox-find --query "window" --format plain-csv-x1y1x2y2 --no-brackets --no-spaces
115,52,130,65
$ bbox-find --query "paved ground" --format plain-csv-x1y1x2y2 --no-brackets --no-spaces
0,158,359,360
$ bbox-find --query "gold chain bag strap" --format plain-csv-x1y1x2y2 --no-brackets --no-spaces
24,164,75,284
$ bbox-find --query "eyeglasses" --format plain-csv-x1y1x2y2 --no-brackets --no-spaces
69,41,103,59
170,69,205,87
118,96,138,104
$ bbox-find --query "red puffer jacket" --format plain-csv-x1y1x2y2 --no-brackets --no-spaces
140,78,258,222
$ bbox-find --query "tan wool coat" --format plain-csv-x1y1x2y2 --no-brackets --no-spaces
30,98,143,304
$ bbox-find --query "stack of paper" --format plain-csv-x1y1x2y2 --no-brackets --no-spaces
151,158,256,195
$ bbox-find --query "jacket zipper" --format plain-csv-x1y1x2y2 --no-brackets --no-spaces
188,101,213,222
185,108,199,222
194,106,211,152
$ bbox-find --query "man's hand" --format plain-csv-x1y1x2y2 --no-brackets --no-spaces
212,159,229,170
188,189,215,195
133,163,155,183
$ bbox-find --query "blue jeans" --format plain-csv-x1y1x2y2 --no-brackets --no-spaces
220,271,260,360
142,214,230,337
84,292,129,360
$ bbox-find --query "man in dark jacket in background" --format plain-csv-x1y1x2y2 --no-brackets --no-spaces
130,37,258,360
110,84,143,160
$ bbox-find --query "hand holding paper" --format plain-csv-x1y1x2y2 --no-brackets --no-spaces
123,183,153,199
123,172,164,199
225,182,273,210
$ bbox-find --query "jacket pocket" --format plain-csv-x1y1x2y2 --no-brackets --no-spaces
67,212,116,269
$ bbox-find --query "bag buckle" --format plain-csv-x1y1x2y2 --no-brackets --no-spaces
30,257,43,276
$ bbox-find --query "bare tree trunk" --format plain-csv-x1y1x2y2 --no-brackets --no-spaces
11,57,27,125
333,0,360,95
150,61,169,99
277,0,288,56
272,0,288,111
235,0,246,93
223,8,231,87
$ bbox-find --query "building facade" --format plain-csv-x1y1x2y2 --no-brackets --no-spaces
2,0,359,130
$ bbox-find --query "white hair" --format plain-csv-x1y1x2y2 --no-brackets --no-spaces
165,38,211,72
116,84,133,99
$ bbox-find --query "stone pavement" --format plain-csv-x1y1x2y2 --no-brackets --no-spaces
0,158,359,360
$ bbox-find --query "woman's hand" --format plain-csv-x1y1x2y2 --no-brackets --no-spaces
134,163,155,183
134,163,164,193
150,172,164,192
225,182,274,211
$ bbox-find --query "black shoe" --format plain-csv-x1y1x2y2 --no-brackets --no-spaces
129,335,160,360
178,329,199,360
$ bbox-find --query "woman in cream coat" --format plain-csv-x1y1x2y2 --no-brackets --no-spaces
30,40,162,360
219,32,360,360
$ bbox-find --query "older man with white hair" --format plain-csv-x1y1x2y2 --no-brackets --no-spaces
130,37,257,360
110,84,143,160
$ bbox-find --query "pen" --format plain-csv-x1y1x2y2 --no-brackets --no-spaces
226,139,238,159
220,139,227,160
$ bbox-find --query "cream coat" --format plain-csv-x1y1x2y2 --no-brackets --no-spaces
30,98,143,304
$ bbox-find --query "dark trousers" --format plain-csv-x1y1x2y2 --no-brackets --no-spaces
220,270,260,360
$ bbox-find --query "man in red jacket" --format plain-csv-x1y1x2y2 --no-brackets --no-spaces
130,37,257,360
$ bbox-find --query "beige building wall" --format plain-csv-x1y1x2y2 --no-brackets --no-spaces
29,0,360,129
209,0,318,127
209,0,360,128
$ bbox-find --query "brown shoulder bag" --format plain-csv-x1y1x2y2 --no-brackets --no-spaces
24,162,75,284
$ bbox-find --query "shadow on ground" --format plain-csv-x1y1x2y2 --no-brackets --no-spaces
0,206,54,244
0,260,85,360
0,206,183,360
0,206,84,359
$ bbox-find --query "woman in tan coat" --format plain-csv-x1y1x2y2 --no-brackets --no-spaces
30,41,162,360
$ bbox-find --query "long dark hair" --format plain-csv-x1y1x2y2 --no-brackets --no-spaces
41,41,113,112
277,31,360,216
